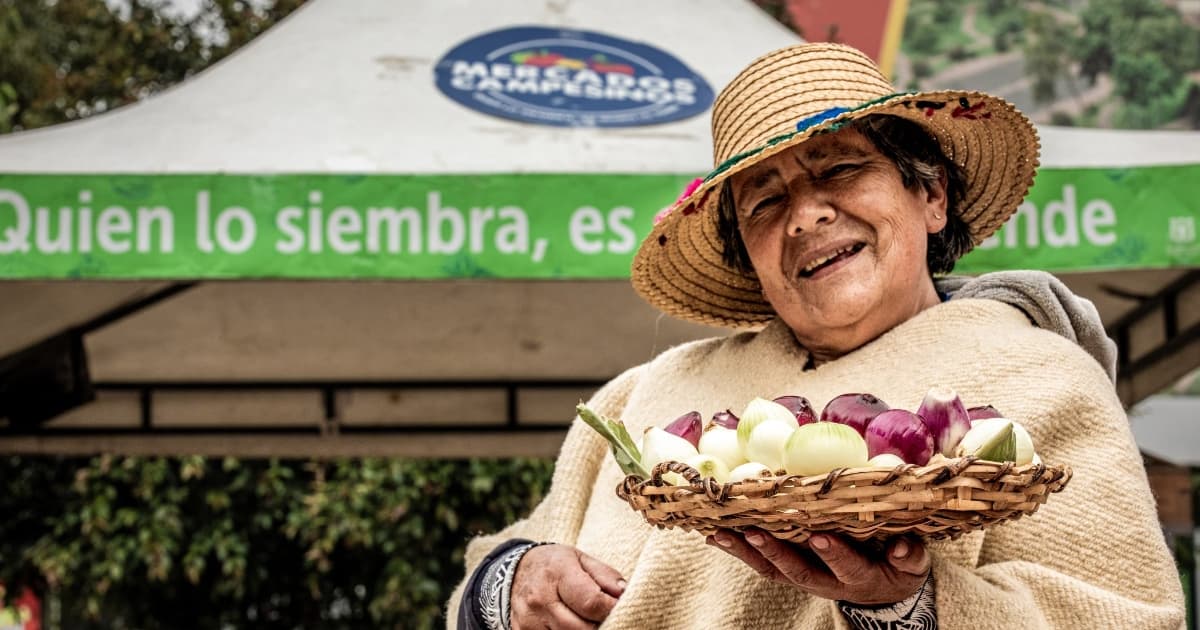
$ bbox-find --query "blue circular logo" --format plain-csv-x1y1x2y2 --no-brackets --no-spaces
434,26,715,128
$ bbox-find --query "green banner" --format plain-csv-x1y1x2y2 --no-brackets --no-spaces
0,167,1195,279
957,165,1199,273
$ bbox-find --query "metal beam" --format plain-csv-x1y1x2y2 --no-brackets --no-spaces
0,282,198,427
0,431,568,459
0,379,606,456
1109,270,1200,406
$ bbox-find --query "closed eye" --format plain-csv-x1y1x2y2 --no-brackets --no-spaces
751,195,785,216
820,163,860,179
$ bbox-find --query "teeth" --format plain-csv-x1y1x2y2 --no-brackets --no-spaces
802,245,854,273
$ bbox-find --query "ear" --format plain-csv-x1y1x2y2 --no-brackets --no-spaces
923,169,950,234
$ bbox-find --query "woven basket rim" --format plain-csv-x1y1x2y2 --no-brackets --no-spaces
616,456,1072,542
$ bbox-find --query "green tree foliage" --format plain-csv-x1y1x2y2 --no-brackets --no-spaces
1073,0,1200,128
1,455,554,629
0,0,304,132
990,10,1025,54
749,0,794,32
1023,10,1076,105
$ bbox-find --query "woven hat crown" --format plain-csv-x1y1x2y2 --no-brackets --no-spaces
712,44,894,165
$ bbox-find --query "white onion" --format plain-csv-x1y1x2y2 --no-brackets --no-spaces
685,454,731,483
640,426,698,471
957,418,1034,465
868,453,906,467
661,472,689,486
698,426,747,470
737,398,799,452
783,422,869,477
745,420,795,471
729,462,773,481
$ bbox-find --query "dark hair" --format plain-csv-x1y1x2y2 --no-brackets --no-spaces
716,114,972,276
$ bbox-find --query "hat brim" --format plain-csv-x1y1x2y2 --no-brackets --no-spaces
632,90,1040,329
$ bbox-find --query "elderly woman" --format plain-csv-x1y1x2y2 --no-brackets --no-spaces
450,44,1184,629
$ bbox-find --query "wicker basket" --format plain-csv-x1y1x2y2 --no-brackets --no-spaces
616,457,1072,542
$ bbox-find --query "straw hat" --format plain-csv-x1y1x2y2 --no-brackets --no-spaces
631,43,1039,328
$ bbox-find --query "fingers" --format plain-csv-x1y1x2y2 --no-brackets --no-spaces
512,599,595,630
743,530,838,592
707,530,932,607
707,529,839,595
706,531,785,582
885,536,931,577
547,601,598,630
805,534,875,586
557,561,619,623
578,552,627,598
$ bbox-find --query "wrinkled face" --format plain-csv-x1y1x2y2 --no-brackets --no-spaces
730,127,948,357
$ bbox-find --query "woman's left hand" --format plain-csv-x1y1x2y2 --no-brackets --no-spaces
706,529,930,606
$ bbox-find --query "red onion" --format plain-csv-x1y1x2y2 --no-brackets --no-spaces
967,405,1003,420
772,395,816,426
709,409,740,430
917,386,972,456
820,393,890,437
664,411,702,448
864,410,934,466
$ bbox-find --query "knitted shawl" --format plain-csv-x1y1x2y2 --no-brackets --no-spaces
448,299,1184,629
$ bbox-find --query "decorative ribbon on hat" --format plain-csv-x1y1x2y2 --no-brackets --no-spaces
795,107,851,133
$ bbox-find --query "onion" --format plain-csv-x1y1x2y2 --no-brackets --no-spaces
820,393,890,437
729,462,773,481
661,471,688,486
964,420,1015,462
640,426,698,471
927,453,951,466
737,397,797,453
967,405,1003,420
957,418,1034,464
685,454,730,483
745,420,795,472
664,411,703,448
698,426,746,470
783,422,869,476
864,410,935,465
773,395,816,426
709,409,740,430
868,453,906,467
917,386,972,456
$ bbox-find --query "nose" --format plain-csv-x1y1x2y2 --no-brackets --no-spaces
784,193,835,236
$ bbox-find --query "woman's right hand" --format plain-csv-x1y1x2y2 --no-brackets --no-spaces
510,543,626,630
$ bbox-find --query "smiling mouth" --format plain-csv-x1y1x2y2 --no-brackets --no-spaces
798,243,866,278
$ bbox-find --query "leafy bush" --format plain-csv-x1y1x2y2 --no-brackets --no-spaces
0,455,554,629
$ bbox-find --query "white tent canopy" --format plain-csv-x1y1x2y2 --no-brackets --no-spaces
0,0,800,174
3,0,1199,174
0,0,1196,457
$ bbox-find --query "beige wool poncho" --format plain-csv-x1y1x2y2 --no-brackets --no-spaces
448,299,1185,629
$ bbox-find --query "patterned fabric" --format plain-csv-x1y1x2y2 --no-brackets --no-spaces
477,542,541,630
840,573,937,630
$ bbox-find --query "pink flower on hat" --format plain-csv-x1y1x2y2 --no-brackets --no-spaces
654,177,704,225
676,177,704,204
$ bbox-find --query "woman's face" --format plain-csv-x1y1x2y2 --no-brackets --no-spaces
730,127,949,360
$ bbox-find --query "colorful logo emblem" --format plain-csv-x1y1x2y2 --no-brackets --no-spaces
434,26,715,128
